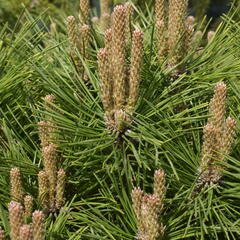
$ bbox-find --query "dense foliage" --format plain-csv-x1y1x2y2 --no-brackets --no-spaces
1,0,240,239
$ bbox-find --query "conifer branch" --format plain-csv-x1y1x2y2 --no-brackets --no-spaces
132,170,166,240
199,82,236,184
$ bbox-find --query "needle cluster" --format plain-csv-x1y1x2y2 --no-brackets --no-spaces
132,170,166,240
67,1,90,81
98,5,144,132
38,95,65,213
7,201,45,240
155,0,196,75
199,82,236,185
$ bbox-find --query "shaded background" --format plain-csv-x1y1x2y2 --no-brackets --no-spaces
0,0,236,27
90,0,232,21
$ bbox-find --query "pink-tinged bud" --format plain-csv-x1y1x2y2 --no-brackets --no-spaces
156,20,167,61
155,0,167,61
38,121,49,148
79,0,89,25
184,15,195,54
167,0,188,74
56,169,66,209
91,16,99,24
200,123,215,170
67,16,77,47
44,94,55,104
186,15,195,26
207,31,215,43
0,227,6,240
112,5,126,110
32,211,45,240
199,82,236,184
153,169,166,212
24,195,33,220
98,48,112,119
80,24,90,51
222,117,236,155
20,225,32,240
127,29,144,113
209,82,226,132
132,173,166,239
38,171,49,212
43,94,56,113
9,201,24,240
43,143,57,212
124,2,134,41
140,194,161,239
10,168,24,202
131,187,143,225
67,16,74,22
104,29,113,62
155,0,166,24
67,15,84,75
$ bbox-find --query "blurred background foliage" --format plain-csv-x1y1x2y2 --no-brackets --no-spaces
0,0,236,28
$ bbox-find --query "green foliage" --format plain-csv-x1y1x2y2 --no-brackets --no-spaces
1,1,240,240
